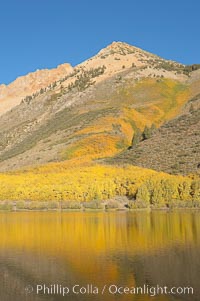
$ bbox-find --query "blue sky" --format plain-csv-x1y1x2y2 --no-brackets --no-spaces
0,0,199,84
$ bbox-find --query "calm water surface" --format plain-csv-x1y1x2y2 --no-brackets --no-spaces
0,211,200,301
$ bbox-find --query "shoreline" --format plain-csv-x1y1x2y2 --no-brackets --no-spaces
1,198,200,212
0,205,200,213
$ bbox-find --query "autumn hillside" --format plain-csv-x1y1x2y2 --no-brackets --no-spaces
0,42,199,206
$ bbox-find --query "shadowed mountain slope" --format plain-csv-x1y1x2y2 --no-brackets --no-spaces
110,94,200,175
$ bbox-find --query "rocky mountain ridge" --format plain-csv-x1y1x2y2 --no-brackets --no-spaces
0,63,73,116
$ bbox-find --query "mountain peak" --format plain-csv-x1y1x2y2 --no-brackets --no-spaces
98,41,138,56
105,41,135,48
107,41,131,47
95,41,160,62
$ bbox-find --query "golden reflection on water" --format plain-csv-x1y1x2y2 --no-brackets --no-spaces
0,211,200,301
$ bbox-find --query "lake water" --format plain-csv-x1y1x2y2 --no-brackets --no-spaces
0,211,200,301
